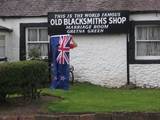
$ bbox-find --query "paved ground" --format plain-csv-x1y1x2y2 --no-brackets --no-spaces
0,95,57,116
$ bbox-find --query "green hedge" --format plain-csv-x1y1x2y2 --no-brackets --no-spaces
0,60,49,101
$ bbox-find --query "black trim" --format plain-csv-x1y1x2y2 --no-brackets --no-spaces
130,10,160,14
134,21,160,25
20,22,48,60
0,15,47,18
129,21,135,64
126,26,130,85
0,57,7,61
0,26,13,32
129,21,160,64
20,24,25,60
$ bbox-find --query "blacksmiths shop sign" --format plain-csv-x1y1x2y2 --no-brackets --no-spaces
48,11,129,35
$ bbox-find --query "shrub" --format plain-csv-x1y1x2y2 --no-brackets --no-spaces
28,48,41,60
0,60,49,102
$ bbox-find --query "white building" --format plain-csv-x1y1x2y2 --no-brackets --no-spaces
0,0,160,88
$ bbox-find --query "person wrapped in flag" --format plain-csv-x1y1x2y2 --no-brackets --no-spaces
50,34,77,90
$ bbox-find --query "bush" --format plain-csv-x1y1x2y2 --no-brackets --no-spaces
28,48,41,60
0,60,49,102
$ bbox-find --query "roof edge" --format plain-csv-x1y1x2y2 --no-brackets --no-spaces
130,10,160,14
0,11,160,18
0,26,13,32
0,15,47,18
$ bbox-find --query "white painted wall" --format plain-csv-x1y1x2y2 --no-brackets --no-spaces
0,17,47,61
0,17,128,88
1,13,160,88
130,64,160,88
130,13,160,88
70,34,127,87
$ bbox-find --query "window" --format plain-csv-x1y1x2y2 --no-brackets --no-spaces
135,25,160,60
0,35,5,57
26,27,49,59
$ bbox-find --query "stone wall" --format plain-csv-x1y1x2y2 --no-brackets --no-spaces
0,115,34,120
71,34,127,88
1,113,160,120
130,64,160,88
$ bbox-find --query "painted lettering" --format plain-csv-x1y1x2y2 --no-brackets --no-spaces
109,17,126,24
50,19,63,25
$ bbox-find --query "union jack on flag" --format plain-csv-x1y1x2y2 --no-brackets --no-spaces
50,34,75,90
56,35,71,64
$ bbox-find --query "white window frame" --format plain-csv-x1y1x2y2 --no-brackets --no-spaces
0,33,6,58
135,25,160,60
26,27,49,59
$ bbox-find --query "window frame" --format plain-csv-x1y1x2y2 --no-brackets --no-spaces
129,21,160,64
25,27,49,59
135,25,160,60
0,33,6,58
20,23,48,60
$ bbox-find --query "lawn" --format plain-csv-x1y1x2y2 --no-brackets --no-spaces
42,83,160,113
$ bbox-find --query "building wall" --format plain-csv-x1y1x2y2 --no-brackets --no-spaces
130,13,160,88
0,17,47,61
0,17,128,88
71,34,127,87
130,64,160,88
1,13,160,87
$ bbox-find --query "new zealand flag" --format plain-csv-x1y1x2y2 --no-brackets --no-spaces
50,34,74,90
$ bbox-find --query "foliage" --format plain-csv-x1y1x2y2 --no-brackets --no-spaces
28,48,41,60
42,83,160,112
0,60,49,102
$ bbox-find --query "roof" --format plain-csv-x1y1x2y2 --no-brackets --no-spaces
0,0,159,17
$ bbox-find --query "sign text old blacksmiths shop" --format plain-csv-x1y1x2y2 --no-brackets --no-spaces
48,11,129,35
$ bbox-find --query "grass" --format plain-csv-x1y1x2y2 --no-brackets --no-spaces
42,83,160,113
